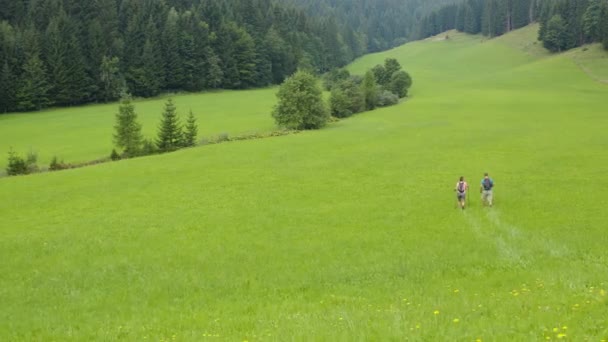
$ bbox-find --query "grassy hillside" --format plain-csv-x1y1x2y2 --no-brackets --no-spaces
0,88,277,170
1,26,607,340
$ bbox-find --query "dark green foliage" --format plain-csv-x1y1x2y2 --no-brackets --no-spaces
16,54,51,111
141,139,159,156
323,68,351,91
100,56,125,103
329,78,365,118
6,148,28,175
6,148,38,176
0,60,15,113
183,110,198,148
110,149,121,161
4,0,377,112
361,70,379,111
113,95,143,157
376,90,400,107
49,156,70,171
543,15,569,52
156,98,183,152
384,59,402,81
389,70,413,98
330,78,366,118
272,70,328,130
371,65,387,87
420,0,608,53
329,88,351,118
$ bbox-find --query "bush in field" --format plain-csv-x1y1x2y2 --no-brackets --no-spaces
49,156,71,171
272,70,329,130
330,78,365,118
377,90,399,107
110,149,121,161
6,148,38,176
388,70,413,98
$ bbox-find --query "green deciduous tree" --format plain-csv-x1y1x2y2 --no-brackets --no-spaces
329,78,364,118
272,70,328,130
361,70,379,110
156,98,183,152
389,70,413,98
113,95,143,157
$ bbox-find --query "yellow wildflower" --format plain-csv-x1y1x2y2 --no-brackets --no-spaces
453,318,460,323
433,310,440,315
557,333,566,339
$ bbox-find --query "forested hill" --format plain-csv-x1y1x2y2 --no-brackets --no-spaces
417,0,608,52
0,0,367,113
285,0,456,52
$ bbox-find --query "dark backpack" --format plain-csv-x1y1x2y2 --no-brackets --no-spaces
457,181,466,193
483,178,492,190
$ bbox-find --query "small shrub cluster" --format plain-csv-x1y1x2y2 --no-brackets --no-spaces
327,58,413,119
49,156,72,171
6,149,38,176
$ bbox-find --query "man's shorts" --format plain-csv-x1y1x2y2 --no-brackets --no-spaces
482,190,493,203
457,192,466,200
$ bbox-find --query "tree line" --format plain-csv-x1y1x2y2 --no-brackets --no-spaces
0,0,366,114
417,0,608,52
287,0,456,53
272,59,413,130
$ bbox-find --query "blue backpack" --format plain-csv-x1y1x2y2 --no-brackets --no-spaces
483,178,493,190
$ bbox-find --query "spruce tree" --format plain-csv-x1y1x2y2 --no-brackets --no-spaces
16,54,51,111
156,98,183,152
183,110,198,147
113,95,143,157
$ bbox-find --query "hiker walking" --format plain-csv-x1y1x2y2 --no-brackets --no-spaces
454,176,468,209
480,172,494,207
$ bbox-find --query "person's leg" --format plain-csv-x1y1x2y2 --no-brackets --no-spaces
488,191,493,207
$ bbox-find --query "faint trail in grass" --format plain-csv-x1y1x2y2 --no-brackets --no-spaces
485,209,571,259
462,211,524,267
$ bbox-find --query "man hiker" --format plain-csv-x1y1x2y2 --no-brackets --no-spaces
480,172,494,207
454,176,468,209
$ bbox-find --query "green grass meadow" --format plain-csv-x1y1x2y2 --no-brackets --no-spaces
1,25,608,340
0,88,277,170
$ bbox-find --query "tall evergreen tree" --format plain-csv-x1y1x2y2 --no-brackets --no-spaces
182,110,198,147
100,55,125,102
156,98,183,152
0,60,15,113
113,95,143,157
16,53,51,111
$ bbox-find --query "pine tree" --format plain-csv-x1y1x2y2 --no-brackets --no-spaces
100,55,125,102
182,110,198,147
16,54,51,111
156,98,183,152
0,60,15,113
113,95,143,157
205,47,223,88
